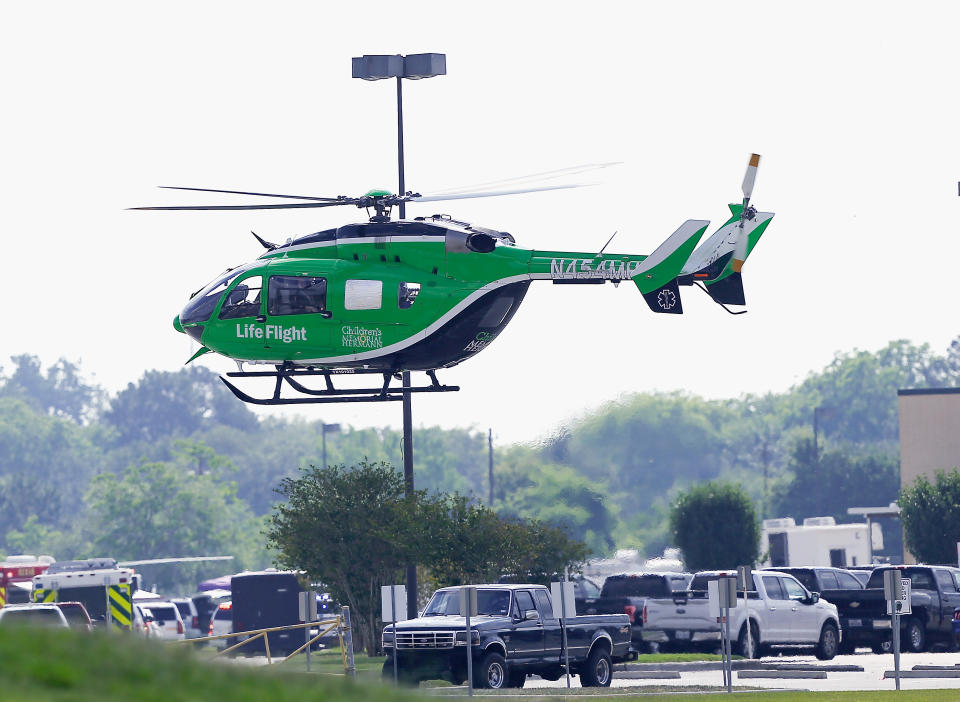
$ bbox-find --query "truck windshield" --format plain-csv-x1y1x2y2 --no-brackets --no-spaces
422,589,512,617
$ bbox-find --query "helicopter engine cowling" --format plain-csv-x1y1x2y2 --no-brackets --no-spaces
444,230,497,254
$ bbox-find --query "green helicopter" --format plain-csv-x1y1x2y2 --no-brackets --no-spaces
134,154,772,404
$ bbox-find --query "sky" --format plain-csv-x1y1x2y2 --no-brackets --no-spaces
3,1,959,444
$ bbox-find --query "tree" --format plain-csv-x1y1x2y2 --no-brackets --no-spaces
267,461,588,656
86,458,268,592
900,469,960,564
0,397,100,544
770,439,899,523
0,354,103,423
103,366,257,443
498,461,615,556
267,460,431,656
669,481,760,571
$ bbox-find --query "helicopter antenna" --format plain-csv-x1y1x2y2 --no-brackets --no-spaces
595,231,617,258
251,231,278,250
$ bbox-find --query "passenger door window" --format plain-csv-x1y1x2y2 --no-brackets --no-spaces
837,571,862,589
268,276,327,315
817,570,839,590
782,577,807,601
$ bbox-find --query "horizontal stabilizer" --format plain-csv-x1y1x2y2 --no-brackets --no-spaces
641,278,683,314
632,220,709,294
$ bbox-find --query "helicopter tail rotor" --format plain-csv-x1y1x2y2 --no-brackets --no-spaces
674,153,775,309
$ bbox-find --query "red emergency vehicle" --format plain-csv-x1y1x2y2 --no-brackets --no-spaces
0,555,55,606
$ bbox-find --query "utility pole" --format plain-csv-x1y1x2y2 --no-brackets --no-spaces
488,428,494,505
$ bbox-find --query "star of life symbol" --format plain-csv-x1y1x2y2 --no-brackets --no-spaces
657,289,677,310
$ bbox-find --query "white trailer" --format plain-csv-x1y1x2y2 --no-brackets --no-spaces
761,517,882,568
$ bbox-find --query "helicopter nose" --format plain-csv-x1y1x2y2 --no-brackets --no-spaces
173,314,184,334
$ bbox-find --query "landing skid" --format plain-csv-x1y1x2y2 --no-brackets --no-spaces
219,364,460,405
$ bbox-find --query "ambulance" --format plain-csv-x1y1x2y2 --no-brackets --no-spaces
0,555,55,607
32,558,137,631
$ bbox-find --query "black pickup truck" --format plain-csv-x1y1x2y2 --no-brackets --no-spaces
825,565,960,652
592,572,691,651
382,583,633,688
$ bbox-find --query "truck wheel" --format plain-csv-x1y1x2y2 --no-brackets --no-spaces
474,651,507,689
737,621,761,659
904,618,926,653
507,670,526,688
815,622,839,660
871,639,892,654
580,647,612,687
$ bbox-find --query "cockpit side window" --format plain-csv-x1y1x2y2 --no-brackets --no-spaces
268,276,327,316
219,276,262,319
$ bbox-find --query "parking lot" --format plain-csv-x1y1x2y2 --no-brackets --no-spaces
522,651,960,693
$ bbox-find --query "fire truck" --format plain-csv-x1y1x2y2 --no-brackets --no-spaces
32,558,137,631
0,555,55,607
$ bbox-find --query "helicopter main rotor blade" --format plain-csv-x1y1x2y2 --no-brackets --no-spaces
159,186,344,202
428,162,621,195
130,201,351,211
409,183,591,203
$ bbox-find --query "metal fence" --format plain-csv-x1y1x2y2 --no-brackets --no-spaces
174,605,356,675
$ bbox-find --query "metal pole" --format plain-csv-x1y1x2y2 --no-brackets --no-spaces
724,602,732,694
341,606,356,678
322,424,327,469
561,576,571,689
488,428,494,505
391,587,398,684
402,374,417,619
305,621,311,672
719,603,726,688
397,74,405,219
466,607,473,696
893,610,901,691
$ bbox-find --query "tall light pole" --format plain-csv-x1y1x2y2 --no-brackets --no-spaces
352,53,446,620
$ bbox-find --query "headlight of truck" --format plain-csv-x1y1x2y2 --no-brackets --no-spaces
382,631,394,647
455,630,480,646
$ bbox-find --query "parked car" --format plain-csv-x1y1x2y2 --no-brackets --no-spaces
0,603,69,628
759,566,864,653
824,565,960,653
133,604,160,638
54,601,93,631
192,588,231,640
143,602,185,640
680,570,841,659
210,601,233,648
593,572,692,650
172,597,203,638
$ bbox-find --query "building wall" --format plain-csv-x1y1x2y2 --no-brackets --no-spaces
899,389,960,487
897,388,960,563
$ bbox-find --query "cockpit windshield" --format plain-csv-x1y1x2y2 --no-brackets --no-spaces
180,264,255,325
421,589,512,617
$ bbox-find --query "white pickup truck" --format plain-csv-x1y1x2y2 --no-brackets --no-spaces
674,570,841,659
